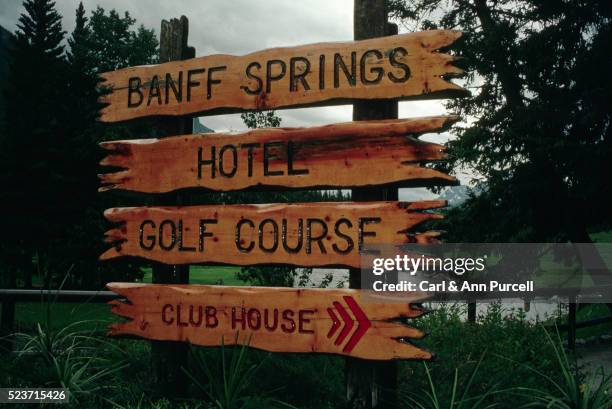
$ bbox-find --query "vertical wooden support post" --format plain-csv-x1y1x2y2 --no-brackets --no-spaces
568,295,576,350
467,302,477,323
347,2,398,408
0,296,15,352
0,270,17,352
150,16,195,397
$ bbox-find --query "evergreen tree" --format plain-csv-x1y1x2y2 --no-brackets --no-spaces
1,0,67,288
66,2,98,130
59,4,162,289
389,0,612,244
67,2,91,75
1,1,161,290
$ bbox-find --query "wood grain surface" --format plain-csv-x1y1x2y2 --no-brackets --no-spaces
99,115,458,193
99,30,466,122
107,283,432,360
101,200,446,267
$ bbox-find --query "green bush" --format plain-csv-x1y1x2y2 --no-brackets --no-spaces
400,303,568,408
5,302,611,408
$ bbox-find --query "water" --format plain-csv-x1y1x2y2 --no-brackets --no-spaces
304,268,564,322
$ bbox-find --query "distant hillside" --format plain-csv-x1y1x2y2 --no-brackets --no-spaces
0,25,14,126
193,118,214,133
438,185,470,207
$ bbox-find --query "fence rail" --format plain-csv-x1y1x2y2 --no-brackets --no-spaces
0,289,118,303
0,289,609,350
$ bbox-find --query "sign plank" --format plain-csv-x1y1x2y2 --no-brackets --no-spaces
99,116,458,193
101,201,445,267
99,30,466,122
107,283,432,361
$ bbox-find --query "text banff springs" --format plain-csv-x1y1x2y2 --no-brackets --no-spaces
372,280,534,293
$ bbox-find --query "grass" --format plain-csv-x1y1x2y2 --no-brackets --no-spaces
591,230,612,243
14,302,112,331
545,230,612,339
575,304,612,339
140,265,243,286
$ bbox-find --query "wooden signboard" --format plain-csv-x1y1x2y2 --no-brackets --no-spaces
99,30,466,122
101,200,445,267
99,116,458,193
108,283,432,361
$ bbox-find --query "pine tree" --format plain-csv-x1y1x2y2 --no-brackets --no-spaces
17,0,64,59
390,0,612,243
66,2,99,131
67,2,91,75
1,0,67,288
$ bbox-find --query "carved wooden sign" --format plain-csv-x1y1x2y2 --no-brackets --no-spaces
99,116,458,193
101,200,445,267
99,30,465,122
108,283,432,360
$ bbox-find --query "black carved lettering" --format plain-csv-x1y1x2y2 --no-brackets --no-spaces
165,72,183,104
241,143,260,177
289,56,311,92
388,47,411,83
259,219,279,253
359,217,381,252
282,218,303,253
139,220,156,250
128,77,143,107
287,141,309,176
187,68,205,101
306,218,328,254
334,52,357,88
263,142,284,176
207,65,226,99
360,49,384,85
159,220,177,251
236,219,255,252
147,75,161,106
199,219,217,252
243,62,263,95
219,145,238,178
266,59,286,93
197,146,216,179
333,218,354,254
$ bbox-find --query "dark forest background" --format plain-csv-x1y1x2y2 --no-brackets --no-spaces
0,0,610,292
0,0,347,292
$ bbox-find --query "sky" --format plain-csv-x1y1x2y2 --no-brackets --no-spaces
0,0,465,199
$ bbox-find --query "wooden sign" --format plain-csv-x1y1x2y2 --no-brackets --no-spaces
108,283,432,361
99,30,466,122
99,116,458,193
101,200,445,267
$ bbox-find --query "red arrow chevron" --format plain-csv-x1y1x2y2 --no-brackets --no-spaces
326,307,341,339
342,296,372,353
332,301,354,346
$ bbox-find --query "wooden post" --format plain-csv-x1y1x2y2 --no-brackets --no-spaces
467,302,477,323
150,16,195,397
568,296,576,350
0,296,15,352
347,1,398,408
0,268,17,353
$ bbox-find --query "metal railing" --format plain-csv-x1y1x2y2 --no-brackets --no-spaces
1,289,610,350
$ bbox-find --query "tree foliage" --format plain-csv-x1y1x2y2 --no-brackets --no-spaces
240,110,282,129
87,7,158,73
1,1,159,289
389,0,612,243
1,0,68,287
